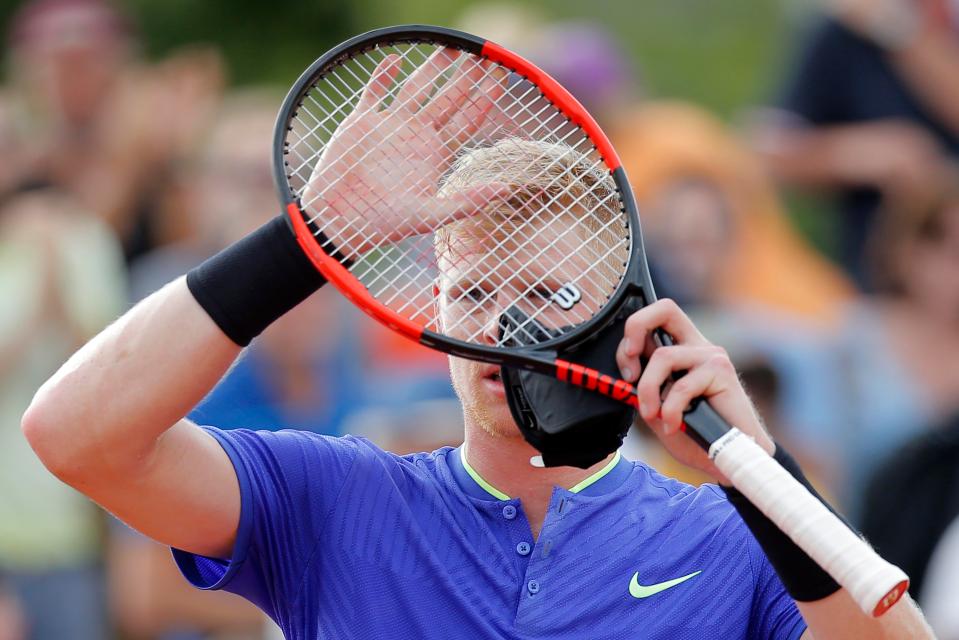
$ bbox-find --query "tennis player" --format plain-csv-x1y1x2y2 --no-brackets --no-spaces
22,67,931,639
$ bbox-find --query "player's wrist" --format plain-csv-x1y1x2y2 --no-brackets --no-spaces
186,215,347,346
722,444,849,602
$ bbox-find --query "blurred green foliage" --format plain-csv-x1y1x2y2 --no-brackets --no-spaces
361,0,796,117
0,0,836,251
0,0,808,117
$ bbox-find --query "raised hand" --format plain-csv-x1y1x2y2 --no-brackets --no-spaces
301,47,508,260
615,299,775,484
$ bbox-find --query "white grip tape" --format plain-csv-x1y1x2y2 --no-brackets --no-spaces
709,428,909,617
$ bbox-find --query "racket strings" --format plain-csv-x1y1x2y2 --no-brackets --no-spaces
320,115,604,331
321,133,616,332
312,75,621,340
290,46,490,190
293,46,571,225
282,40,630,347
292,47,584,255
297,62,563,234
429,149,627,345
375,145,619,343
293,52,510,250
431,142,626,342
323,117,587,281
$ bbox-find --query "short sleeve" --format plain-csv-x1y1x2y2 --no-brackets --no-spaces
172,427,359,619
778,16,854,125
745,535,808,640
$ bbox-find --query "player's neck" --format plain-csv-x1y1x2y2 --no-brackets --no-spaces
463,424,616,538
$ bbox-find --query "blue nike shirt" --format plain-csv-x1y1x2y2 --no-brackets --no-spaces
174,428,807,639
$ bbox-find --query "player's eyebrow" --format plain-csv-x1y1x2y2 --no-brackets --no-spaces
445,269,566,299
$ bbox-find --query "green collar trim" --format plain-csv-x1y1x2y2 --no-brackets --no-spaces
459,446,623,500
460,444,511,500
569,451,622,494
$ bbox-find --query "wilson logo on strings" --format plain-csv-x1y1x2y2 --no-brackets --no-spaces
550,283,582,310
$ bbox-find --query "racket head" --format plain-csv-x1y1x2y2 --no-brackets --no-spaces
273,25,654,362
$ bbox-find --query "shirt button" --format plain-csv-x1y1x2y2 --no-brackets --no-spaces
527,579,540,595
502,505,517,520
516,542,531,556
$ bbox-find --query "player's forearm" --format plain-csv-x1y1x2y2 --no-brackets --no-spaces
22,276,242,481
798,589,934,639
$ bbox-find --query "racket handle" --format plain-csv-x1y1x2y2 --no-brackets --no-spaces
709,428,909,618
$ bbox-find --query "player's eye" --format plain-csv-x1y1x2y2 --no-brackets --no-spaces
531,285,553,300
451,284,490,305
466,286,488,303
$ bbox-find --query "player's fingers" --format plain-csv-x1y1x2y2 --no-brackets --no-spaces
358,55,402,111
616,332,644,382
635,344,727,423
439,68,506,147
394,47,461,114
659,362,729,434
413,182,510,233
623,299,709,351
424,56,487,128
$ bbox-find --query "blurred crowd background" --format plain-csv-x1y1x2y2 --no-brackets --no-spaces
0,0,958,638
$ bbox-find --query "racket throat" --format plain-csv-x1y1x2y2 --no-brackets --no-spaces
498,306,636,469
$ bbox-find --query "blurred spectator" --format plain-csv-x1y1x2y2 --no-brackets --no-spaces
457,5,640,127
0,91,24,196
190,286,364,434
127,91,365,434
922,510,959,640
5,0,224,263
113,92,321,639
617,101,854,321
0,188,125,639
127,90,279,299
108,530,267,640
614,102,852,489
824,183,959,514
342,398,464,455
352,311,458,420
753,0,959,288
859,412,959,619
456,3,544,56
0,577,24,640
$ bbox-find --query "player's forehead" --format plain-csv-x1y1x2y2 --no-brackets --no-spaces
436,214,593,284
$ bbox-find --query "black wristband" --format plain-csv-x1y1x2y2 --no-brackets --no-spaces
722,446,849,602
187,216,329,346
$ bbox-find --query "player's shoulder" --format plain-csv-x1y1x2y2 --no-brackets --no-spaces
625,459,742,531
258,428,456,484
205,426,455,493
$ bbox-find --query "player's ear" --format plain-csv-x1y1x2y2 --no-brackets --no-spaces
432,279,444,330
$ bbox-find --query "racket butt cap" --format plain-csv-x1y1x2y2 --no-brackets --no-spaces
871,579,909,617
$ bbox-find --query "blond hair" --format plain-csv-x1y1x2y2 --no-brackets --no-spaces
435,137,627,270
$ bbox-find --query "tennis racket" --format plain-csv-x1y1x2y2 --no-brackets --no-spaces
272,25,907,617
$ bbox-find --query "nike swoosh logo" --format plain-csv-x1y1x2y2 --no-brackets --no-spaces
628,570,702,598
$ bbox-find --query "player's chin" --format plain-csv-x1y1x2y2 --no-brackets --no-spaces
465,382,520,434
482,400,521,438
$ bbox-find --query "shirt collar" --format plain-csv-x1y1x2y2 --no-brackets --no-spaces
449,445,631,501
